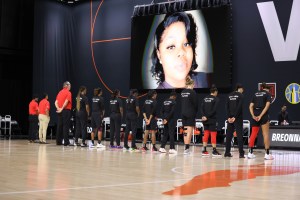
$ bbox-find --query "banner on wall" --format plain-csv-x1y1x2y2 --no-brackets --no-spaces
285,83,300,104
258,82,276,103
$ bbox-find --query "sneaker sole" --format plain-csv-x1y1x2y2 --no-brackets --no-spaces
264,157,274,160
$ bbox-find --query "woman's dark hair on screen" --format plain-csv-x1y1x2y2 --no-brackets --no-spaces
151,12,198,84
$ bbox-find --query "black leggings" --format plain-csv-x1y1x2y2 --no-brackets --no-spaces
161,119,176,149
110,113,121,146
124,113,138,148
28,115,38,141
75,111,88,143
225,117,244,155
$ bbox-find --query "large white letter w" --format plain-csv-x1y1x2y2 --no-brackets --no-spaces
257,0,300,61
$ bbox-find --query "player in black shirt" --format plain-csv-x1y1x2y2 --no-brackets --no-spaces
142,90,158,151
159,90,177,154
123,89,140,151
109,89,123,148
74,86,90,147
200,85,221,157
181,77,197,154
248,83,274,160
90,88,105,148
224,84,245,158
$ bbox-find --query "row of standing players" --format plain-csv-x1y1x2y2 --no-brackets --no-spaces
29,79,274,160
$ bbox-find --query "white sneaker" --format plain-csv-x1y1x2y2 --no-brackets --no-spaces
264,154,274,160
169,149,177,154
247,152,256,159
159,148,167,153
96,143,106,148
183,149,190,155
123,147,129,151
90,143,95,148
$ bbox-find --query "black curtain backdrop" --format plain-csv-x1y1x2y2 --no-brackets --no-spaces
0,0,34,135
33,0,75,118
32,0,300,133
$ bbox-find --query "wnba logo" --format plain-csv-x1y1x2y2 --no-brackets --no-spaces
285,83,300,104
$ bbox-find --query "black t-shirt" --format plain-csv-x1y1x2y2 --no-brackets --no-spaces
126,95,139,114
143,98,157,117
201,94,219,119
109,97,123,113
92,96,105,113
278,111,289,124
251,90,271,112
181,89,197,118
76,95,89,113
226,91,243,118
161,98,176,121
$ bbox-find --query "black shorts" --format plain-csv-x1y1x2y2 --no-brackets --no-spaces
182,115,195,127
203,119,217,131
203,123,217,131
145,118,157,131
91,112,103,130
251,110,269,126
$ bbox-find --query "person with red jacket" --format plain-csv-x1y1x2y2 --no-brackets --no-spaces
38,93,50,144
55,81,72,146
28,94,39,143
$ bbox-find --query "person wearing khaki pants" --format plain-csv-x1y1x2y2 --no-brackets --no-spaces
38,93,50,144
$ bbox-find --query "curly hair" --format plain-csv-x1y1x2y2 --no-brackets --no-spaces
151,12,198,84
76,86,87,111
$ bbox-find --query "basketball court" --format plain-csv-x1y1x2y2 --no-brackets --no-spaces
0,140,299,200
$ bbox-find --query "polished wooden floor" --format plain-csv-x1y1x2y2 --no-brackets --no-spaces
0,139,300,200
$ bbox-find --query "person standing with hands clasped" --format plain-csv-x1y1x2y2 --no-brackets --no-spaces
224,84,245,158
90,88,105,148
55,81,72,146
159,90,177,154
248,82,274,160
74,86,90,147
181,76,197,155
28,94,39,143
123,89,140,151
141,90,158,152
38,93,50,144
109,89,123,149
200,85,221,157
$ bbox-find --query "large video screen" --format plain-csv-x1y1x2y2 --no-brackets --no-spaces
130,5,232,89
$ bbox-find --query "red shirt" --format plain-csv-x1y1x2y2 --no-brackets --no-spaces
39,98,50,115
56,88,72,110
29,100,39,115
